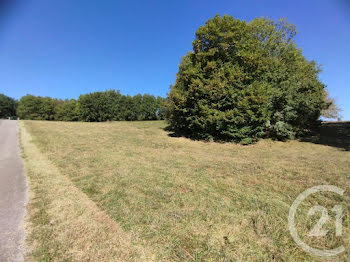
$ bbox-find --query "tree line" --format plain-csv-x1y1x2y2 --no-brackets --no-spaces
0,15,342,143
0,90,166,121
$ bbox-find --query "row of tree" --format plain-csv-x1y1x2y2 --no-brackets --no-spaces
0,90,166,121
0,17,342,143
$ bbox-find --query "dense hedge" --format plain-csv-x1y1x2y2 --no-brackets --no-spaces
166,15,328,143
16,90,165,121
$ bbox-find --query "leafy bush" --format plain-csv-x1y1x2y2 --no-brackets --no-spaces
0,93,17,118
166,15,327,143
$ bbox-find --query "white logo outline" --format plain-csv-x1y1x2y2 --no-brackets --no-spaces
288,185,345,257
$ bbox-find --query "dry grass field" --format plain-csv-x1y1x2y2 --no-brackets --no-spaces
20,120,350,261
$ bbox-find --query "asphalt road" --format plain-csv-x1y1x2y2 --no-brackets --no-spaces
0,120,27,262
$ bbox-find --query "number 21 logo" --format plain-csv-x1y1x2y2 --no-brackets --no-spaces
288,185,346,257
308,205,343,237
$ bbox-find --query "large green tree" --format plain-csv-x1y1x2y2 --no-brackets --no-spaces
138,94,160,120
0,93,17,118
55,99,79,121
77,91,112,122
17,95,56,120
166,15,328,143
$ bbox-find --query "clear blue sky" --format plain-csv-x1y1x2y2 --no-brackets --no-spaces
0,0,349,119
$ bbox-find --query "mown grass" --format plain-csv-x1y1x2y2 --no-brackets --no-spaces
20,122,153,262
22,120,350,261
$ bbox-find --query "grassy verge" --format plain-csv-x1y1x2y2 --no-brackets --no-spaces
20,122,154,261
21,120,350,261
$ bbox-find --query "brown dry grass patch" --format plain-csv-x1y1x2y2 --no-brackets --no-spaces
20,121,155,261
21,120,350,261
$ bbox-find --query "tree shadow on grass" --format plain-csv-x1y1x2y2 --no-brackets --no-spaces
163,125,198,140
163,125,244,144
164,122,350,150
300,122,350,151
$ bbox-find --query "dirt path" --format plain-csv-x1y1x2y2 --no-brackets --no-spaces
0,120,27,262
